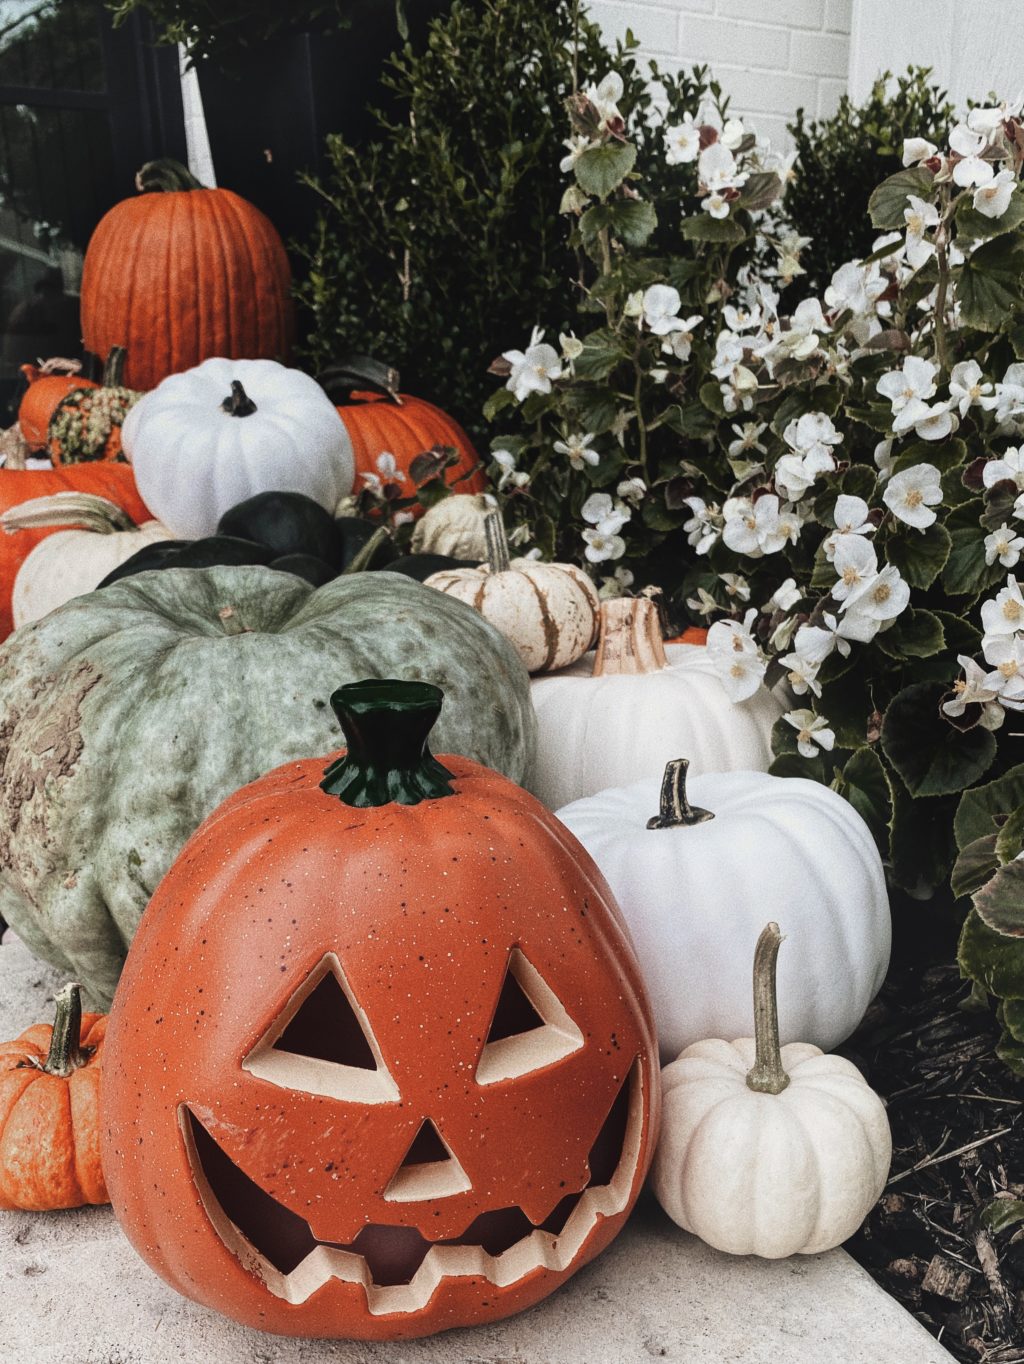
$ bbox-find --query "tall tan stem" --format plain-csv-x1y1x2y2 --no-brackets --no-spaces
592,597,667,676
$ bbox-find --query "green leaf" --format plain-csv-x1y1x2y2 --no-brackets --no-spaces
768,750,830,784
574,327,627,381
736,171,782,212
943,516,1004,597
956,187,1024,242
978,1198,1024,1235
1003,997,1024,1041
483,387,516,421
996,802,1024,864
681,213,747,244
885,524,952,590
957,235,1024,332
839,747,893,854
889,784,958,895
580,199,658,248
890,437,966,478
574,142,637,200
882,681,997,797
875,608,946,660
867,166,935,228
955,762,1024,851
977,860,1024,937
699,380,726,417
960,908,1024,997
951,833,1001,899
996,1031,1024,1073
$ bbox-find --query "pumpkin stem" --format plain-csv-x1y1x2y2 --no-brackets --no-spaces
646,759,715,830
342,525,394,575
1,493,137,536
40,983,92,1079
745,923,791,1096
592,597,667,676
102,346,127,388
483,511,512,574
221,381,258,418
135,158,205,193
217,605,251,636
321,679,456,807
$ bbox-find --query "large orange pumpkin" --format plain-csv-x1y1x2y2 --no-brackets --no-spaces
0,463,151,639
103,679,659,1340
18,360,98,452
80,160,294,392
322,358,485,510
0,983,108,1211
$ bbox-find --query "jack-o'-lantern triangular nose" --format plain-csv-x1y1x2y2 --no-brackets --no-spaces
383,1119,471,1202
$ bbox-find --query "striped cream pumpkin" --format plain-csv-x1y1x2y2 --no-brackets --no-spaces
425,511,599,673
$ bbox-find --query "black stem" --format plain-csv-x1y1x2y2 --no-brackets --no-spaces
221,381,258,418
102,345,127,389
321,679,456,807
134,158,205,193
646,759,715,830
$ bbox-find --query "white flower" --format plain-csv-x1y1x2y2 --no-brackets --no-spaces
727,421,768,459
903,194,940,269
722,494,800,557
581,492,630,533
784,709,835,758
642,284,685,336
711,330,745,377
706,609,767,701
554,432,599,470
986,524,1024,568
778,651,821,698
824,495,875,560
582,525,626,563
766,577,802,612
984,447,1024,490
662,315,703,361
720,364,759,414
974,168,1016,219
841,563,911,623
874,437,895,483
698,140,747,193
891,396,956,442
981,576,1024,645
683,496,719,555
559,134,592,175
882,463,943,529
943,655,1005,729
992,364,1024,429
784,411,844,461
585,71,624,129
491,449,528,492
722,117,746,150
720,572,751,602
794,614,850,664
968,100,1024,135
617,477,647,503
560,331,584,361
877,355,938,414
950,122,994,187
902,137,937,166
831,536,879,602
503,328,563,401
950,360,995,417
723,304,762,333
665,113,701,165
598,565,635,599
774,452,832,501
983,635,1024,708
623,290,645,319
702,190,732,219
824,259,886,317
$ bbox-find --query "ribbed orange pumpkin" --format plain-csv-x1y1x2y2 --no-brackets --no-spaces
18,361,98,452
0,463,152,640
0,983,108,1211
80,160,295,392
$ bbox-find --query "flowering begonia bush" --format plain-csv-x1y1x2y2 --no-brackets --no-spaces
484,65,1024,1069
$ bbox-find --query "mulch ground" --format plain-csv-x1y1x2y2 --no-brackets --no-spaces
842,956,1024,1362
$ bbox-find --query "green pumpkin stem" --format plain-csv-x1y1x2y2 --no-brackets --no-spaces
745,923,791,1096
135,158,205,193
484,511,512,574
40,983,92,1079
217,606,251,636
221,381,258,418
102,346,127,388
321,679,456,807
646,759,715,830
342,526,394,575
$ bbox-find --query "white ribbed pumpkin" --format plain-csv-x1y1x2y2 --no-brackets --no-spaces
530,597,781,809
425,512,599,673
653,923,891,1258
556,760,890,1057
5,493,175,628
411,492,496,559
121,357,354,539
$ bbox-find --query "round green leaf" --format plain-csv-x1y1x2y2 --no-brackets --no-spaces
882,681,997,797
974,859,1024,937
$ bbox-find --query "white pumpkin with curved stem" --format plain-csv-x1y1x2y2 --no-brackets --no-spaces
122,357,354,538
6,493,174,627
530,596,781,809
653,923,892,1258
425,512,599,673
556,759,890,1057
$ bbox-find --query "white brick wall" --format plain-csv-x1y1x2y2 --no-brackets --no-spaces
586,0,852,150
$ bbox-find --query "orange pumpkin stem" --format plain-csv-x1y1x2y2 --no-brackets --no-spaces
745,924,790,1096
592,597,667,676
646,759,715,830
39,983,92,1079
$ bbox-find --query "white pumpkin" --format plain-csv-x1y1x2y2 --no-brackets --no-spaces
5,493,175,627
653,923,891,1258
556,760,890,1057
411,492,496,559
121,357,354,538
530,596,781,809
425,511,599,673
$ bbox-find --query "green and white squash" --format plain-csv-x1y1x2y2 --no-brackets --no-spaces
0,565,536,1006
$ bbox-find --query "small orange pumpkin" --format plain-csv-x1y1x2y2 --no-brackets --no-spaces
0,982,108,1210
17,360,98,452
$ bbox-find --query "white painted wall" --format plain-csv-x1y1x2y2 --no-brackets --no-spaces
585,0,852,149
848,0,1024,111
178,48,217,187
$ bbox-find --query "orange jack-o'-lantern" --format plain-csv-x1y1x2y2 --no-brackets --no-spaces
102,680,659,1340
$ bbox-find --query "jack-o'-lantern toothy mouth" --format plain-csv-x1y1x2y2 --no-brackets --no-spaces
180,1058,643,1315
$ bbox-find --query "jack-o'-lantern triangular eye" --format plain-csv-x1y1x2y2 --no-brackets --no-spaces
475,949,584,1085
383,1119,472,1202
243,954,399,1103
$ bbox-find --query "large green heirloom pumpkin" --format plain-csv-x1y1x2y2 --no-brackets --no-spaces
0,566,536,1008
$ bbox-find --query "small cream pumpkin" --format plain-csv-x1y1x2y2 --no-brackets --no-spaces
5,493,174,627
652,923,892,1258
425,511,599,673
530,596,781,809
411,492,496,560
